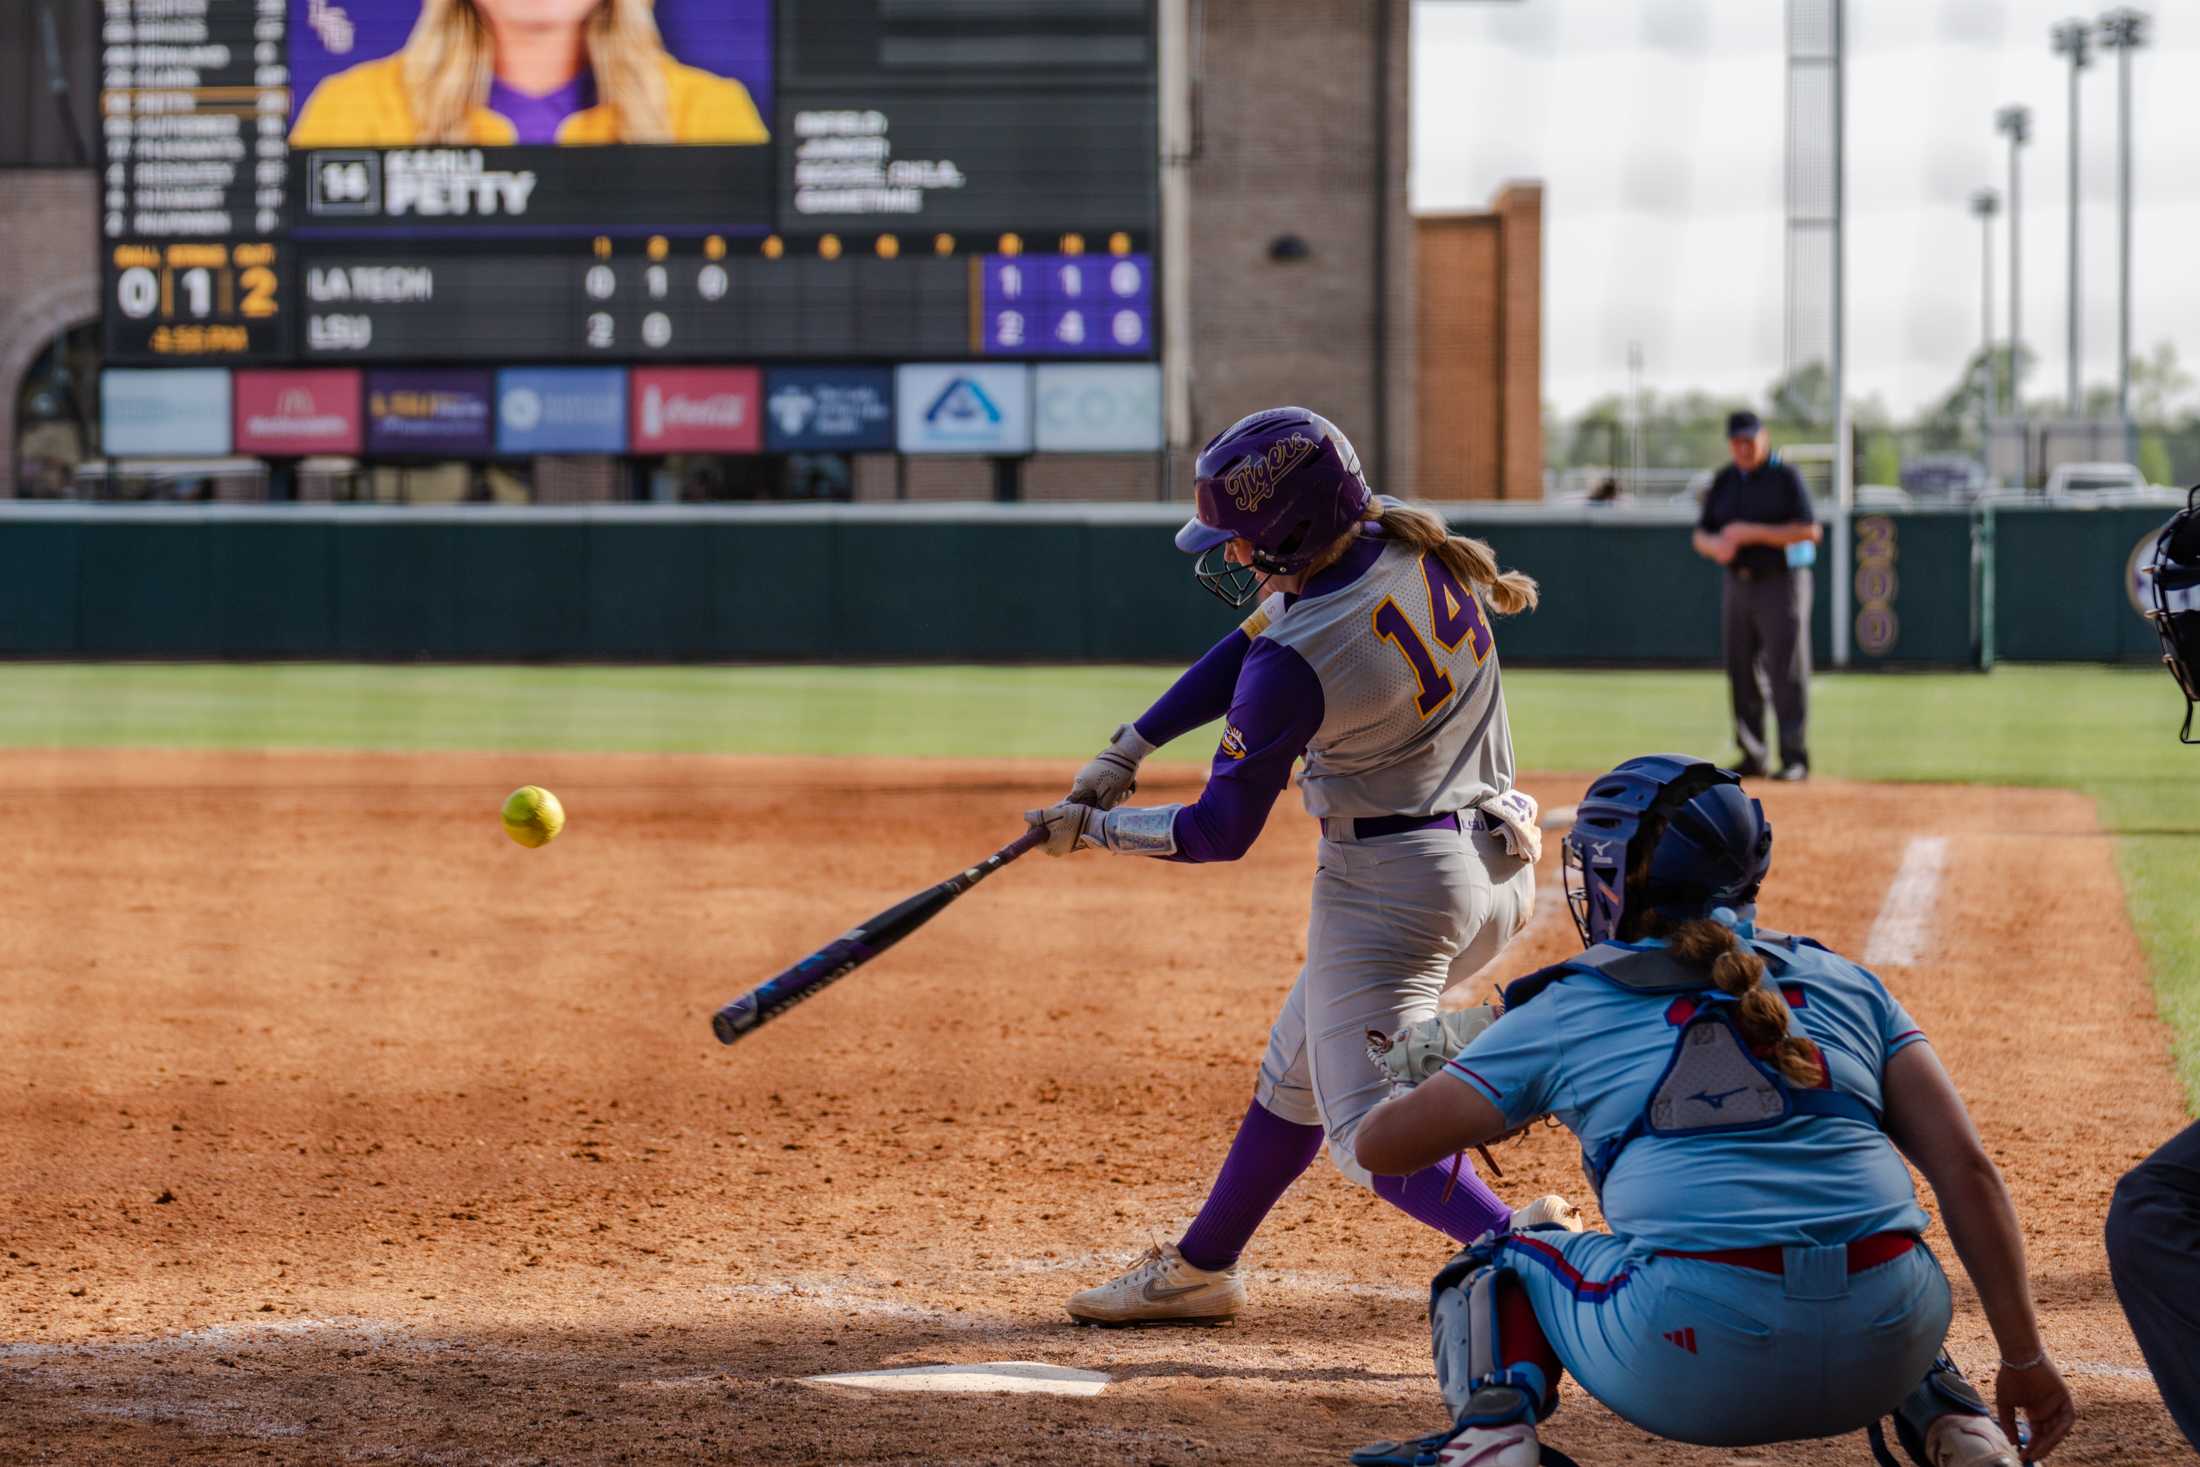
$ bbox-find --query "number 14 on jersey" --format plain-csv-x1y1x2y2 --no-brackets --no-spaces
1371,553,1493,718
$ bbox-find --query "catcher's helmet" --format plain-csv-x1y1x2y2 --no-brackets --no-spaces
1176,407,1373,607
1562,755,1772,946
2145,485,2200,745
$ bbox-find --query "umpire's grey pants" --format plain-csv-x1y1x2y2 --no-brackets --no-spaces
1723,567,1811,771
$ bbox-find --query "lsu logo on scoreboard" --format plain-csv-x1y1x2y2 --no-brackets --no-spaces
1218,724,1249,760
1224,431,1318,513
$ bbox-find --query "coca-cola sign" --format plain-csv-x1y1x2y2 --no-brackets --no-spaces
630,368,762,454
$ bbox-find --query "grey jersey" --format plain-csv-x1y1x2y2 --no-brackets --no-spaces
1259,539,1516,819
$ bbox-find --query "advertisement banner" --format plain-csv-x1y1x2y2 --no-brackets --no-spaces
763,367,895,452
101,369,234,458
1033,363,1162,452
894,364,1032,455
364,369,495,456
495,367,628,455
233,369,363,455
630,368,762,454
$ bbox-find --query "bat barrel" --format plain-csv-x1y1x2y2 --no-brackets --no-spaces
708,829,1041,1048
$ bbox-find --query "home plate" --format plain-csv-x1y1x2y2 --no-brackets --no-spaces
802,1362,1110,1396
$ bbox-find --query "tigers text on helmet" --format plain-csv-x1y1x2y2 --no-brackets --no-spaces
1176,407,1373,607
2145,485,2200,744
1561,755,1772,946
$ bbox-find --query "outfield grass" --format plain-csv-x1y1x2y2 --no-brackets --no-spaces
0,661,2191,1104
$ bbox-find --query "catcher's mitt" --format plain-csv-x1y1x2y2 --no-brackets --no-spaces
1366,1005,1501,1089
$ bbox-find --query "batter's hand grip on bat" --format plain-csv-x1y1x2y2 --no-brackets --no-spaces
710,827,1044,1047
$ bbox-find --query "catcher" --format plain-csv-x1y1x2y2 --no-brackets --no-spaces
1348,756,2073,1467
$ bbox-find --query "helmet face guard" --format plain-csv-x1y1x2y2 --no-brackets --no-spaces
2146,486,2200,745
1189,542,1269,608
1562,756,1770,946
1561,824,1627,947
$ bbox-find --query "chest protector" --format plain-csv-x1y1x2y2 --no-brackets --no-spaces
1505,931,1883,1197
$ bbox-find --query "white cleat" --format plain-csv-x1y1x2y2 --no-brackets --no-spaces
1924,1414,2022,1467
1065,1243,1245,1325
1435,1420,1541,1467
1510,1194,1585,1233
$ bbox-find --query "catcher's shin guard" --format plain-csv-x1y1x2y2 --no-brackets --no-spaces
1429,1243,1552,1430
1865,1352,2013,1466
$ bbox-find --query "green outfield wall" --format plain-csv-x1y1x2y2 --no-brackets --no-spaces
0,501,2175,665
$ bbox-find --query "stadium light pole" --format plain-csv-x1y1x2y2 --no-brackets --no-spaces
1971,189,2000,441
1995,106,2030,418
2050,19,2093,418
2098,8,2149,427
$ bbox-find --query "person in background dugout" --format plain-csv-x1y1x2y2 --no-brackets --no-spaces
1693,411,1822,781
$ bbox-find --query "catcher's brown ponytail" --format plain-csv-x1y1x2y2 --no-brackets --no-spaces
1668,919,1825,1088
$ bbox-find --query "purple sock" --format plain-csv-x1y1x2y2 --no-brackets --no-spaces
1176,1099,1327,1271
1370,1156,1512,1244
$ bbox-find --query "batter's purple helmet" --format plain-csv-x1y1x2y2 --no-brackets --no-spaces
1176,407,1373,606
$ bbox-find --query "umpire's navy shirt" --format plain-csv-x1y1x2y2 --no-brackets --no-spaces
1697,459,1815,577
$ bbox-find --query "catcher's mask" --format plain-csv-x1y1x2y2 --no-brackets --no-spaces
2145,485,2200,744
1562,755,1771,946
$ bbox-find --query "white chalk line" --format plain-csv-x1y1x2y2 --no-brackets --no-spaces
1864,835,1948,968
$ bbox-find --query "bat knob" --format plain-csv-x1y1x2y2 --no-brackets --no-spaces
711,995,759,1045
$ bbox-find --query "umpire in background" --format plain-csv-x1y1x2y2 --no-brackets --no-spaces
1692,410,1822,781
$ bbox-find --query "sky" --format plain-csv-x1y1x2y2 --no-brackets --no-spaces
1411,0,2200,419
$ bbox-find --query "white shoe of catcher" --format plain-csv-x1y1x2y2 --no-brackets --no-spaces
1924,1414,2022,1467
1435,1420,1541,1467
1510,1194,1585,1233
1065,1242,1245,1325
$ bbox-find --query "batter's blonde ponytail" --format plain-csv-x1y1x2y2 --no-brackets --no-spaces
1372,501,1540,615
1669,919,1825,1088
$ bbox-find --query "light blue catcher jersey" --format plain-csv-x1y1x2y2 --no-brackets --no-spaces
1444,934,1932,1250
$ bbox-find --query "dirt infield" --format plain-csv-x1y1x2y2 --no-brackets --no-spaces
0,750,2190,1465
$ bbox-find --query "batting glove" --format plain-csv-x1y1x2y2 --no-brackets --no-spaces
1481,789,1542,864
1066,723,1156,810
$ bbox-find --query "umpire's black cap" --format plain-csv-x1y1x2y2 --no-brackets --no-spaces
1725,410,1764,439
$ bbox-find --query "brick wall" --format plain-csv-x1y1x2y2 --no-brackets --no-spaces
1415,184,1543,500
1495,183,1544,501
0,171,99,498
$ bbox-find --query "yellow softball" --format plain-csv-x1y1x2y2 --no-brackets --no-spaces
501,786,566,848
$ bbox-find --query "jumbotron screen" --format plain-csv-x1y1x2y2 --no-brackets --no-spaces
99,0,1159,365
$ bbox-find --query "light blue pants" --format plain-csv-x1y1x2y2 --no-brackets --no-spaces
1498,1229,1952,1447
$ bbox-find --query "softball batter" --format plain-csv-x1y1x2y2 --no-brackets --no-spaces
1024,406,1570,1326
1352,756,2073,1467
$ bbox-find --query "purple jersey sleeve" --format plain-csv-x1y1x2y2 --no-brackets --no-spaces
1168,636,1325,863
1132,625,1255,748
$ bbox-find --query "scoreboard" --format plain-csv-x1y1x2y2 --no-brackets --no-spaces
100,0,1159,369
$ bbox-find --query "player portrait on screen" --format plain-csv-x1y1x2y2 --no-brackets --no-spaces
289,0,771,147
